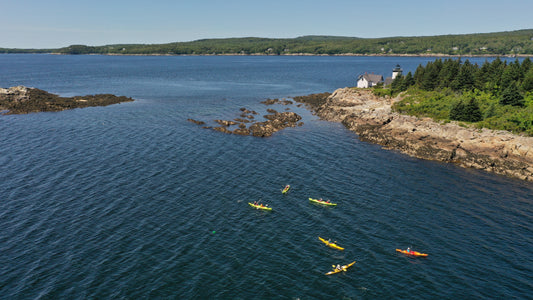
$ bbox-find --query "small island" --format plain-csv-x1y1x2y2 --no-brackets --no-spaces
0,86,134,115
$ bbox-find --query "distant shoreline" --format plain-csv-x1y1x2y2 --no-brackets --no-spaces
41,53,533,58
3,29,533,57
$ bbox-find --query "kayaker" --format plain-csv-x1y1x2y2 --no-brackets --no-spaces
407,247,411,253
335,264,342,271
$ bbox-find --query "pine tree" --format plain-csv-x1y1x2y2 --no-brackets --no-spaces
500,83,524,106
404,71,415,88
449,100,466,121
475,60,491,90
449,97,482,122
501,59,523,87
452,60,476,91
392,74,407,93
420,61,440,90
413,64,426,87
438,58,460,88
464,97,483,122
521,68,533,92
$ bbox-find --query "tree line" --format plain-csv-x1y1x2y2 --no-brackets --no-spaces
2,30,533,56
385,57,533,135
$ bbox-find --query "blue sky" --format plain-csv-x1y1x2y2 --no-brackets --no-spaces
1,0,532,48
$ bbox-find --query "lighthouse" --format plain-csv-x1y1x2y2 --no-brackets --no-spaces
392,64,403,79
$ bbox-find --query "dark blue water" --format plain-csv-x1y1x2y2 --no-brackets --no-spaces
0,54,532,299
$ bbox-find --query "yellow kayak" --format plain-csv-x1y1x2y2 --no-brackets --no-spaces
318,237,344,251
309,198,337,206
248,202,272,211
282,185,290,194
325,261,356,275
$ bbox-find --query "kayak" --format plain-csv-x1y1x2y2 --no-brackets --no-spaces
396,249,428,257
248,202,272,211
309,198,337,206
282,185,290,194
325,261,356,275
318,237,344,251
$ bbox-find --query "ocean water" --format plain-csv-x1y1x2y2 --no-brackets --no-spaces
0,54,532,299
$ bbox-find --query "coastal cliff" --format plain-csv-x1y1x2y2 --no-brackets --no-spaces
309,88,533,182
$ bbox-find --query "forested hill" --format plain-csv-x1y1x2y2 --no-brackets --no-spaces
2,29,533,56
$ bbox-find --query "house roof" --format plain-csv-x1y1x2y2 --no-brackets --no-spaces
358,73,383,83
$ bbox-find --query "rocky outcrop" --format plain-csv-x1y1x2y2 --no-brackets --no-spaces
311,88,533,182
215,119,237,126
0,86,134,115
190,104,303,137
249,111,302,137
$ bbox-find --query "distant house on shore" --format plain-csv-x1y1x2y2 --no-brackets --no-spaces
357,73,384,88
357,65,402,88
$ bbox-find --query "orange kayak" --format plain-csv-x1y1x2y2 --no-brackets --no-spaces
396,249,428,257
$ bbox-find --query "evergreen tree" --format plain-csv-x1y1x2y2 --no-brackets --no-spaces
488,57,506,87
521,68,533,92
521,57,532,74
438,58,460,89
391,74,406,94
404,71,415,88
449,96,482,122
452,59,476,91
413,64,426,87
420,61,440,90
449,100,466,121
500,83,524,106
475,60,492,90
501,59,523,87
464,97,483,122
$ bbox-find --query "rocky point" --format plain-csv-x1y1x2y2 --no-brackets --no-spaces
309,88,533,182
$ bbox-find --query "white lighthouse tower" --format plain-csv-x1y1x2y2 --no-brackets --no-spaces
392,64,403,79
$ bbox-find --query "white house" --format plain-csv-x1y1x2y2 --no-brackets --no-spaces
357,73,384,88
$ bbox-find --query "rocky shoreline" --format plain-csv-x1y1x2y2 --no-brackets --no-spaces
300,88,533,182
0,86,134,115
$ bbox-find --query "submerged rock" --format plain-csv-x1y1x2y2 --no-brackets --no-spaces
260,98,293,105
212,126,232,134
187,118,205,125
